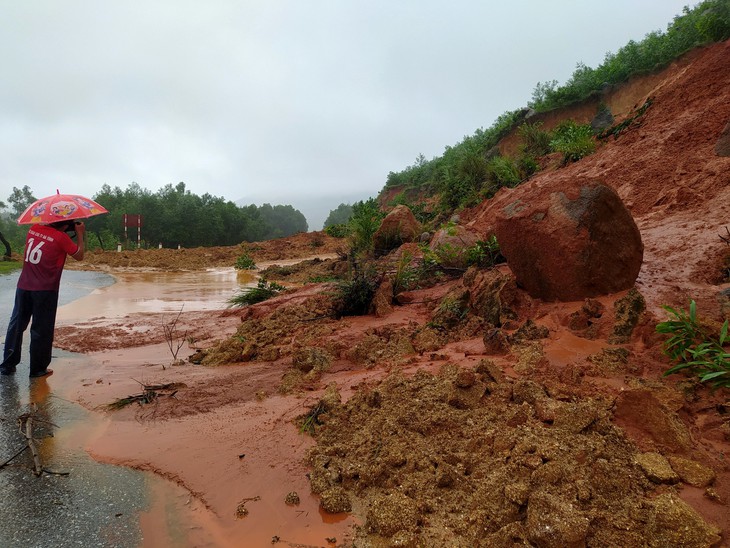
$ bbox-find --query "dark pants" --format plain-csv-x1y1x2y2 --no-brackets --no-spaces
1,288,59,376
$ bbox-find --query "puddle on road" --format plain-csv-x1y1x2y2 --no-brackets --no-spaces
0,271,218,547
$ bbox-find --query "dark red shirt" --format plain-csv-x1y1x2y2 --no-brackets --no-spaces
17,224,78,291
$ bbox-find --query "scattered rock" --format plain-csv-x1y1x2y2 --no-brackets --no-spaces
509,318,549,343
412,326,448,353
586,347,636,376
292,346,332,374
567,298,606,337
614,389,693,451
455,369,477,388
646,493,722,547
635,452,680,484
319,383,342,412
372,205,421,255
482,328,510,355
609,287,646,344
591,104,614,132
513,341,546,374
431,287,470,328
525,490,590,548
463,267,520,327
667,455,716,487
371,276,394,317
284,492,300,505
474,358,504,383
319,486,352,514
493,180,644,301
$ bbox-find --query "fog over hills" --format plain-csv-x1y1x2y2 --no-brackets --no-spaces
236,190,373,232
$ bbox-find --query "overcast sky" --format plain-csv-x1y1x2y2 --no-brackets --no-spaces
1,1,693,229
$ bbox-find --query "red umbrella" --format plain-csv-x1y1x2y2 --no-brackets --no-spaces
17,190,108,225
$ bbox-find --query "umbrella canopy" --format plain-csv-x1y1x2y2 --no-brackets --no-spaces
17,191,108,225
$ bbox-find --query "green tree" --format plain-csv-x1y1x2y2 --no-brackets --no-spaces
7,185,36,217
348,198,384,253
324,203,354,227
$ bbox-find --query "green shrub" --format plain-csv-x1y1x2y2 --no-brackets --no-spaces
516,153,540,179
518,121,552,156
389,192,436,225
657,299,730,388
392,250,419,294
332,261,380,317
550,120,596,164
486,156,521,188
465,236,505,268
234,253,256,270
529,1,730,113
348,198,384,253
228,278,285,307
324,224,350,238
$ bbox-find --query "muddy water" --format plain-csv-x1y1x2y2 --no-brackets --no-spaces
1,269,260,547
39,261,354,546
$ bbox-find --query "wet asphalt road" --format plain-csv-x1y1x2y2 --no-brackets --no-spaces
0,271,150,548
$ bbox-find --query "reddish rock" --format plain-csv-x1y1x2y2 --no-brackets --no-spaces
493,180,643,301
372,205,420,255
716,120,730,156
483,328,510,355
613,389,692,452
463,267,520,327
371,277,394,317
429,224,482,268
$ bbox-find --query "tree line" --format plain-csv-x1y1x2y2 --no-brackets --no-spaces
0,182,308,253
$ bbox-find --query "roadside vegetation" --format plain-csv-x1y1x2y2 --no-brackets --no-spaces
0,260,21,275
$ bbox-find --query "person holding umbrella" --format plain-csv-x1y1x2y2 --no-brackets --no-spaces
1,191,107,378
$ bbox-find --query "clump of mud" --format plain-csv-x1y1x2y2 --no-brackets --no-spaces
308,365,721,547
200,294,337,366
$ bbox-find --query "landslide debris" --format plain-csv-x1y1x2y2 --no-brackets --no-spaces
308,365,722,547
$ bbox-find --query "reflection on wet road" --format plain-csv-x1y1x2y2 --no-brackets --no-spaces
0,271,150,547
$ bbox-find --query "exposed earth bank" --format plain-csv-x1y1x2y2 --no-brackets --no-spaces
50,41,730,547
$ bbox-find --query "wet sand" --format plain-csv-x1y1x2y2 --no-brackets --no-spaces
51,265,358,547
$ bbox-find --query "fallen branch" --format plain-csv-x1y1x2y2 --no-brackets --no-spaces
18,405,42,476
0,445,29,470
106,382,186,410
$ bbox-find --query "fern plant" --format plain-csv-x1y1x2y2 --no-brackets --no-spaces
657,300,730,388
550,120,596,164
228,278,285,307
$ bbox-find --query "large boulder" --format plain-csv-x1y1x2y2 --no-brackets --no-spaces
493,180,643,301
372,205,420,255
